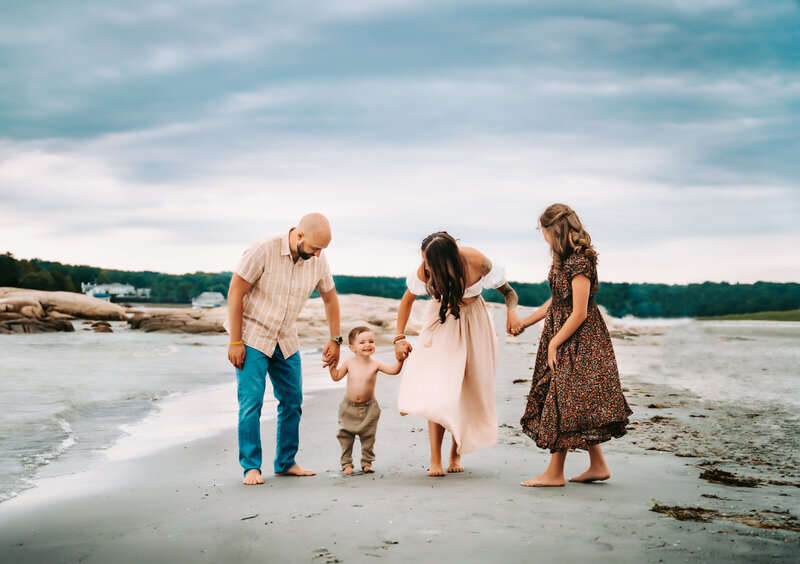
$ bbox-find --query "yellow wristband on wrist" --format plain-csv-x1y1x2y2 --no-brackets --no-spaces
230,341,244,345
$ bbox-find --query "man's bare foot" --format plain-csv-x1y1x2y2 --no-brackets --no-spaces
521,473,565,487
243,469,264,485
276,464,316,477
569,468,610,483
363,465,374,473
343,466,354,475
428,462,445,477
447,456,464,473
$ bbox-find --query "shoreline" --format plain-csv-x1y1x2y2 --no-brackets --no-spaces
1,314,798,562
0,353,338,507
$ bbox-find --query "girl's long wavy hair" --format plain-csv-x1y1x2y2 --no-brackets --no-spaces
539,203,598,273
420,231,466,323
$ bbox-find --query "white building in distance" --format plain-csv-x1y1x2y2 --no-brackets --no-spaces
81,282,151,301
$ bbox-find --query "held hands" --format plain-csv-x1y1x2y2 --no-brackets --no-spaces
395,340,412,361
228,343,246,370
506,310,524,336
322,340,340,369
547,342,558,372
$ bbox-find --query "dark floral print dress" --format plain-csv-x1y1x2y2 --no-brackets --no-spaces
521,254,632,452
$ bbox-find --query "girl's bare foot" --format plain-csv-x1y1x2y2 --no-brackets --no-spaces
521,473,565,487
363,465,374,473
276,464,316,476
573,445,610,482
343,466,354,475
428,462,445,476
569,468,610,483
243,469,264,485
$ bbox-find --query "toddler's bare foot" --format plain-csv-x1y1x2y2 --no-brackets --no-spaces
243,469,264,485
427,462,445,477
343,466,354,475
569,468,610,483
276,464,316,477
521,473,565,487
363,465,374,473
447,456,464,473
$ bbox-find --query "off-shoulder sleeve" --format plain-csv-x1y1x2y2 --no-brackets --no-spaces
564,254,594,280
406,270,429,296
481,263,507,289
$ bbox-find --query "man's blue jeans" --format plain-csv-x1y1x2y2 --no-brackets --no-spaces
236,345,302,475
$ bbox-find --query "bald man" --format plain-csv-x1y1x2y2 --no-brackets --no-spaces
226,213,341,484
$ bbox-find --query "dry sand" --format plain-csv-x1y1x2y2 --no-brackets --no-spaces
0,304,797,563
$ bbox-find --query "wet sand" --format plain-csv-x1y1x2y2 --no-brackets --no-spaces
0,308,797,563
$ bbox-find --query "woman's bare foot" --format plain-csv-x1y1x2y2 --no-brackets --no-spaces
448,440,463,472
521,473,565,487
243,469,264,485
428,462,445,476
363,465,374,473
447,457,464,473
400,411,408,416
343,466,354,475
276,464,316,477
569,468,610,483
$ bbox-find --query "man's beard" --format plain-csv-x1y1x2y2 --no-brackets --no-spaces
297,241,315,260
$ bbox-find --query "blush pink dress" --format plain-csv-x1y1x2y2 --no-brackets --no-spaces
397,267,505,454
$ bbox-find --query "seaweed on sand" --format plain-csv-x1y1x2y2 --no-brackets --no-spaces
699,468,760,488
651,502,800,532
651,503,718,522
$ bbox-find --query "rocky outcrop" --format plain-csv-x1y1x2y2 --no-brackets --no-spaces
0,287,127,334
91,321,114,333
0,288,450,340
127,307,227,334
124,294,432,339
0,317,75,334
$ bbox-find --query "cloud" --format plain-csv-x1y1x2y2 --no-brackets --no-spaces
0,0,797,282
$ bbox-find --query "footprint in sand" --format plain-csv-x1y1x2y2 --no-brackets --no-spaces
312,547,342,563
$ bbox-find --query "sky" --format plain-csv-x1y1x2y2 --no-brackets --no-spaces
1,0,798,284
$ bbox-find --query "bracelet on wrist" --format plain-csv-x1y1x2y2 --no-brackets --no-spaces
393,334,406,344
230,341,243,346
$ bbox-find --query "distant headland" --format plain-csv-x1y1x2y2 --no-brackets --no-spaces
1,252,799,319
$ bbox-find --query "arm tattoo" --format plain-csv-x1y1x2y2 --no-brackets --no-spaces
497,283,519,309
479,257,493,277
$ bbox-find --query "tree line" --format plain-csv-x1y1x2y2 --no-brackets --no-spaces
0,253,230,305
2,252,799,318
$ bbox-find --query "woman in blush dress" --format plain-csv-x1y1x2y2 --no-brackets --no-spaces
394,232,523,476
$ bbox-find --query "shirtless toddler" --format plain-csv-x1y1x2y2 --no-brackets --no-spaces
329,326,404,474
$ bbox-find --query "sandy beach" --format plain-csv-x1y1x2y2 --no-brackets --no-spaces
0,302,798,563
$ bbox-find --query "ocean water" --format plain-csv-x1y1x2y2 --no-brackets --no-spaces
0,321,335,504
616,320,800,410
611,319,800,476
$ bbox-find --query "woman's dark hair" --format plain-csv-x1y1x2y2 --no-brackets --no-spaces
421,231,466,323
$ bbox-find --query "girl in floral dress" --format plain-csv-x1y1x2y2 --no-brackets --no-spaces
519,204,632,487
